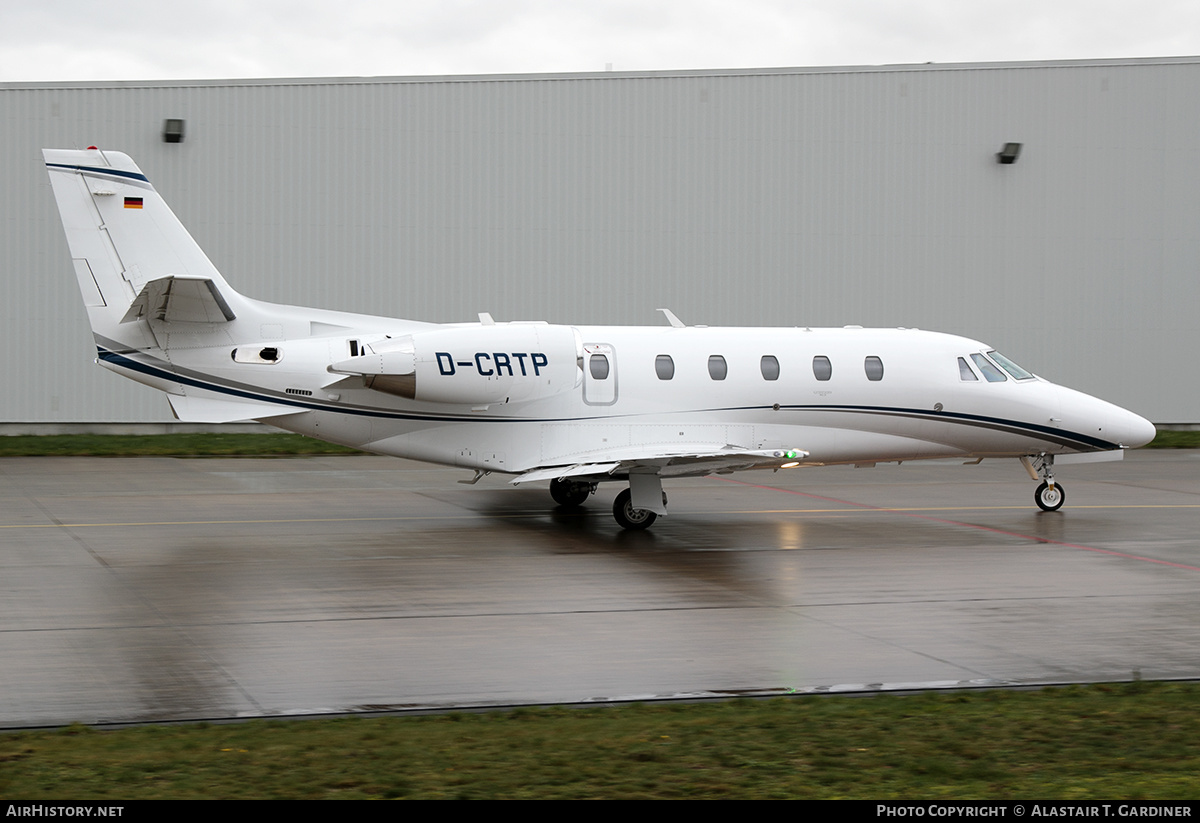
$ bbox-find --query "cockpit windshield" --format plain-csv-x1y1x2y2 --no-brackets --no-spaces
969,353,1006,382
987,351,1035,381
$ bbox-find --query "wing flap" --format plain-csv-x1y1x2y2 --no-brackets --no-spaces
511,463,622,485
509,446,807,485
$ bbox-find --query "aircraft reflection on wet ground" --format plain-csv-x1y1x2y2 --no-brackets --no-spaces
1,449,1197,727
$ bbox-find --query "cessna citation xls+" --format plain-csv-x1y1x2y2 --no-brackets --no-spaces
43,148,1156,529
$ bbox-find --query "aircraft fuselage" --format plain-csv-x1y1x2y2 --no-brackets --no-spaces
46,147,1156,529
102,318,1152,474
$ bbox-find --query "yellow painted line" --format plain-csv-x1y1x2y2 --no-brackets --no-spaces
2,503,1199,530
711,504,1200,514
0,516,489,530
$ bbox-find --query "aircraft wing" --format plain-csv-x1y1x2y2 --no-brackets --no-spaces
509,446,807,485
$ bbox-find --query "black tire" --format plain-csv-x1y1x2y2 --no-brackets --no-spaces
550,478,591,508
613,488,657,530
1035,481,1065,512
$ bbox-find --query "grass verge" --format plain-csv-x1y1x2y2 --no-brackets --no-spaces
0,428,1196,457
0,433,363,457
1,682,1197,799
1141,429,1200,448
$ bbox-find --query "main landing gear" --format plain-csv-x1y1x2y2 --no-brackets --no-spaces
549,477,594,508
613,488,657,530
614,473,667,530
548,473,667,530
1021,453,1066,512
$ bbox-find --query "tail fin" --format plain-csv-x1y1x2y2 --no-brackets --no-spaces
43,148,243,348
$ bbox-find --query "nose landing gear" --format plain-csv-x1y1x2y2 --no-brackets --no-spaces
1022,453,1066,512
1034,480,1066,512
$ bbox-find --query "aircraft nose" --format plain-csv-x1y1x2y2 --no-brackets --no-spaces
1057,386,1156,450
1088,399,1156,449
1118,409,1157,449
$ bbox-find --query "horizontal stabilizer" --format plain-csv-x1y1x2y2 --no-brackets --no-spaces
121,275,236,324
167,394,293,423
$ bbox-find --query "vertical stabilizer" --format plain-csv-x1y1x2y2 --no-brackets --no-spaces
43,148,242,347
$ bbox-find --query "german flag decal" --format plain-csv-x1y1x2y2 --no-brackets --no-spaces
124,196,143,209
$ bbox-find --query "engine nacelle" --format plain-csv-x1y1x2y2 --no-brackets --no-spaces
331,324,582,405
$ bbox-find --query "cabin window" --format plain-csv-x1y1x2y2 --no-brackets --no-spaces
864,356,884,381
958,357,978,381
708,355,728,381
589,354,610,380
813,355,832,381
655,354,675,380
970,353,1007,382
760,355,780,381
988,350,1035,381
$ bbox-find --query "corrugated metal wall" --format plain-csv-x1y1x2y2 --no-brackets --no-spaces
4,59,1197,423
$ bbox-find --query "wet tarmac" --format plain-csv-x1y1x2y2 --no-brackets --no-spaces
2,450,1198,727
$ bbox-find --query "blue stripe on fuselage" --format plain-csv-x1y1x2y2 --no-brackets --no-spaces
97,347,1119,450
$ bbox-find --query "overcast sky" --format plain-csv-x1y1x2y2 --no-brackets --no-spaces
4,0,1199,83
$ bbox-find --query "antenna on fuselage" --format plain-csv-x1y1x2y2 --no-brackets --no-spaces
657,308,685,328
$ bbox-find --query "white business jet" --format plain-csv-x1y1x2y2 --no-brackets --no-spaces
44,148,1156,529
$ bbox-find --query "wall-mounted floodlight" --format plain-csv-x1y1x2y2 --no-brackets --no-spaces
996,142,1022,164
163,119,185,143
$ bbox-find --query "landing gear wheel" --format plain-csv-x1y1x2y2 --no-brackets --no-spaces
1035,481,1065,512
550,478,592,508
613,488,657,530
